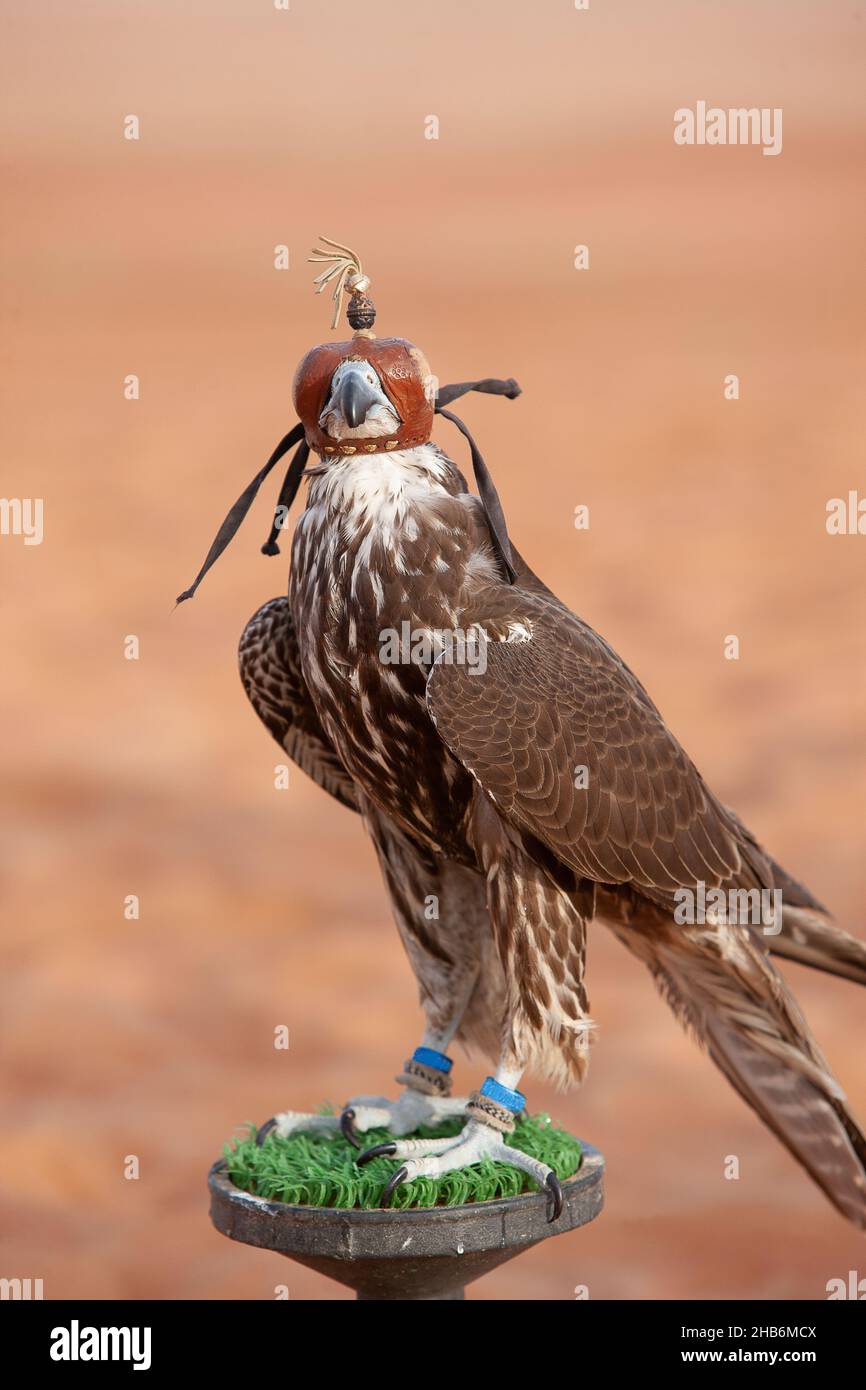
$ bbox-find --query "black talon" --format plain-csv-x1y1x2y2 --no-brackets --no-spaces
356,1141,397,1168
340,1107,362,1149
381,1165,410,1206
545,1172,564,1222
255,1118,277,1147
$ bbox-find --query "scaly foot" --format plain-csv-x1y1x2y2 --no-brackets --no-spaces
357,1075,565,1221
255,1045,466,1150
357,1117,564,1221
256,1087,467,1149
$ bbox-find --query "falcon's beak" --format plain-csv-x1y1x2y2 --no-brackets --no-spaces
319,361,401,440
338,369,379,428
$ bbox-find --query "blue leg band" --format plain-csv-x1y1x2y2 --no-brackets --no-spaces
412,1046,453,1075
480,1076,526,1113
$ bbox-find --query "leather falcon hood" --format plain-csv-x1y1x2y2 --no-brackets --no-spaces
176,238,521,605
293,334,437,455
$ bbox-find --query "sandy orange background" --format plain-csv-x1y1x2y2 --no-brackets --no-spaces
2,0,865,1300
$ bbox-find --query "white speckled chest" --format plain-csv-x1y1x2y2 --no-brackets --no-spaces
288,447,497,855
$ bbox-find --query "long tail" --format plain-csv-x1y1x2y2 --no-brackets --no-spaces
721,814,866,987
722,811,866,989
770,904,866,987
611,908,866,1228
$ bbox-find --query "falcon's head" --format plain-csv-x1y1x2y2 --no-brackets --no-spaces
175,238,520,605
293,335,437,457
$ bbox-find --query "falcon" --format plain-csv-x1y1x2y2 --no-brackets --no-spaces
180,240,866,1224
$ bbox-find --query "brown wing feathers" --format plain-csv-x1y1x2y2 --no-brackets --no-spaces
427,590,767,910
427,584,866,1225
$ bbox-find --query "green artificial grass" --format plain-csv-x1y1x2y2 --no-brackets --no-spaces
224,1110,582,1211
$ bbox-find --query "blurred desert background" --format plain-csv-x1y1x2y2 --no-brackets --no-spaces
1,0,865,1300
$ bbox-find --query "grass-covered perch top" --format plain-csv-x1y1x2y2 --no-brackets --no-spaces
225,1110,582,1211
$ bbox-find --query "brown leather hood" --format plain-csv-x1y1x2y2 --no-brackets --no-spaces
292,334,436,455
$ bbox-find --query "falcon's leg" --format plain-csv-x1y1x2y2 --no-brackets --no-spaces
356,797,591,1219
357,1060,565,1221
336,1007,476,1144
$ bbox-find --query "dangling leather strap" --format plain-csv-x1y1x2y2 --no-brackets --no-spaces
435,377,520,585
436,377,521,408
176,376,522,602
260,439,310,556
436,407,516,584
175,423,304,604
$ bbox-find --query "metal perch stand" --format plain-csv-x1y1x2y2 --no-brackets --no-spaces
208,1142,603,1300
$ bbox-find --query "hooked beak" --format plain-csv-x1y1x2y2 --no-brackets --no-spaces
338,370,380,428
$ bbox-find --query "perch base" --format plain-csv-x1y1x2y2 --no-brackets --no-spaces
208,1141,603,1300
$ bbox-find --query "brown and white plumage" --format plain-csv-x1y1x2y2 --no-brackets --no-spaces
182,261,866,1221
237,436,866,1227
239,596,359,814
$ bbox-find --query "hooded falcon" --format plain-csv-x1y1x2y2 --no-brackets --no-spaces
180,239,866,1224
